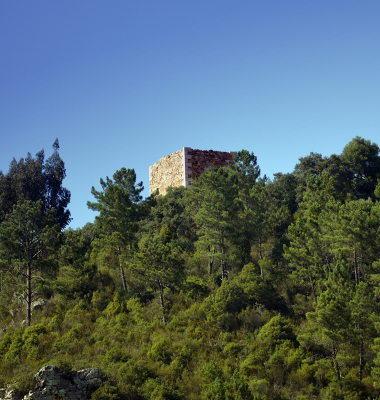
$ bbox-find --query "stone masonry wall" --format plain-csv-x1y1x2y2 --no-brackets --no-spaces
189,149,234,180
149,148,185,195
149,147,235,195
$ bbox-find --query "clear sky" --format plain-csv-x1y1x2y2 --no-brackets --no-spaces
1,1,379,229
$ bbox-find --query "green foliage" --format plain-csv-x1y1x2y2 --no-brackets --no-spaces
139,186,194,245
215,279,246,314
4,331,24,361
105,293,128,317
201,362,253,400
0,139,71,228
1,138,380,400
116,359,154,398
133,239,185,325
140,378,182,400
257,315,296,347
185,166,242,279
235,263,286,312
183,276,209,299
0,199,61,325
341,136,380,199
160,225,173,243
201,361,225,400
88,167,144,291
91,381,122,400
148,339,172,364
225,369,253,400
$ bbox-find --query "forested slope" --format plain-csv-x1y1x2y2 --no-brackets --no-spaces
1,137,380,399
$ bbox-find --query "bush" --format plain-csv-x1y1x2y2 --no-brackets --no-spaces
91,381,122,400
148,339,172,364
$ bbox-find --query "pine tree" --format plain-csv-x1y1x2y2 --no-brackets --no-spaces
0,200,60,326
0,139,71,228
133,240,184,326
185,166,242,280
88,168,143,292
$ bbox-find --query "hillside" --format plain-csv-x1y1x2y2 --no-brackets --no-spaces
1,137,380,399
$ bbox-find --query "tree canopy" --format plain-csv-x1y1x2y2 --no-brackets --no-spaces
0,139,71,229
1,137,380,400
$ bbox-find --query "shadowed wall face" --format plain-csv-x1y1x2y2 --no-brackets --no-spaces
149,147,234,195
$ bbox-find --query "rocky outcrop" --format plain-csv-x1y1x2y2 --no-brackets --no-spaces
0,388,22,400
31,299,47,313
0,365,101,400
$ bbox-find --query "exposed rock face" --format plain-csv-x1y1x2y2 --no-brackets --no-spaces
1,388,22,400
149,147,235,195
31,299,47,313
0,365,101,400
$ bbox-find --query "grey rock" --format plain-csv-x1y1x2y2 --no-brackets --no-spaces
86,378,101,388
34,366,61,388
31,299,47,313
74,380,85,391
72,375,81,386
9,309,19,318
3,388,23,400
77,369,99,381
59,379,69,389
0,365,103,400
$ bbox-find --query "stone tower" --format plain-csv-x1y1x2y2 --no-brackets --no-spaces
149,147,235,195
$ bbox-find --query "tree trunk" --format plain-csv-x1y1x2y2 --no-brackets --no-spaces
221,260,228,280
354,248,359,284
334,360,342,389
27,262,32,327
326,257,332,273
120,264,127,292
259,236,263,260
208,246,214,275
307,266,317,304
332,345,342,389
157,279,166,326
359,338,364,382
118,247,127,292
259,236,264,279
221,244,228,280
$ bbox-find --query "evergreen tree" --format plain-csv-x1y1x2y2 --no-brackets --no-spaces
0,200,60,326
185,166,242,279
285,173,340,302
0,139,71,229
139,186,195,245
133,239,184,325
341,136,380,199
299,268,352,390
88,168,143,292
349,282,378,383
322,198,380,284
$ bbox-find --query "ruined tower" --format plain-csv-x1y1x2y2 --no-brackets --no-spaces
149,147,235,195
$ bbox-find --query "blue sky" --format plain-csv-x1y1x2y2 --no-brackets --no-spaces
1,1,379,229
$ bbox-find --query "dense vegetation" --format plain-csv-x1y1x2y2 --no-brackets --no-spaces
1,137,380,399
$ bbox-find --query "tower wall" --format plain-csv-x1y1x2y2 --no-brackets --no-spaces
149,147,235,195
149,148,185,196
